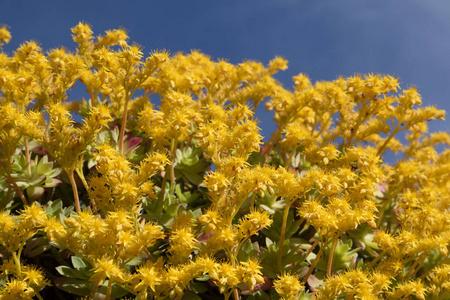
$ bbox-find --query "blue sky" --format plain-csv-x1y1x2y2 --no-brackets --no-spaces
1,0,449,143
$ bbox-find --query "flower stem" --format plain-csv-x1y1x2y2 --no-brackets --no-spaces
302,241,324,284
118,96,130,156
405,253,427,280
284,149,296,170
249,192,256,209
75,165,97,214
277,201,292,272
24,136,31,176
232,238,246,263
106,279,113,300
364,250,386,271
143,247,156,263
261,129,282,159
5,175,28,206
169,139,177,197
67,169,81,214
233,287,240,300
89,280,100,299
12,251,22,277
303,238,320,262
224,291,231,300
377,127,400,156
1,186,12,210
327,236,339,277
35,291,44,300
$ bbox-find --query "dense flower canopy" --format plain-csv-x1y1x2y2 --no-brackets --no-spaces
0,23,449,300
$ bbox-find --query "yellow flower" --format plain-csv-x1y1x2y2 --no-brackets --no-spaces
238,209,272,238
0,279,35,300
387,280,426,300
237,259,264,291
209,262,239,293
0,25,11,46
97,28,129,47
19,203,47,228
133,259,164,293
273,273,303,300
169,228,197,263
137,222,165,248
198,208,223,234
89,257,127,284
21,264,50,289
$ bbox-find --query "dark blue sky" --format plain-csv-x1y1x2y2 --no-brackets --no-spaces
1,0,449,141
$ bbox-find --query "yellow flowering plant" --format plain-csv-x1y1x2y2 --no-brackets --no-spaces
0,23,449,300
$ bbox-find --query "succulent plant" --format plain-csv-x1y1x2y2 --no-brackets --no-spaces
174,146,210,185
0,154,62,201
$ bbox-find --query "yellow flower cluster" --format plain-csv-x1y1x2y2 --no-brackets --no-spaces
0,23,449,300
0,204,49,300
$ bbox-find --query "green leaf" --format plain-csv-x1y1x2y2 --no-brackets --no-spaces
181,290,202,300
247,290,271,300
98,281,130,298
175,148,183,161
54,277,93,296
315,239,359,272
28,174,47,186
262,209,300,241
23,237,51,257
237,240,260,261
298,290,314,300
126,254,146,267
45,199,63,217
175,184,187,202
194,274,209,282
26,186,44,200
56,265,91,280
189,281,208,294
71,256,93,272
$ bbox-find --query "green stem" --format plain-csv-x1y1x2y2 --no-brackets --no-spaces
142,247,156,263
5,175,28,206
376,198,391,227
24,136,31,176
377,127,400,157
261,128,282,157
159,167,169,203
303,238,320,262
67,169,81,214
327,236,339,277
118,95,130,156
345,98,368,148
169,139,178,197
284,149,296,169
233,287,240,300
90,92,96,107
232,238,246,263
105,279,113,300
35,291,44,300
224,291,232,300
1,186,12,210
277,201,292,272
364,250,386,271
249,193,256,210
75,165,97,214
405,253,427,280
12,251,22,277
75,164,89,191
418,266,434,280
316,112,333,141
89,280,100,299
302,241,324,284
